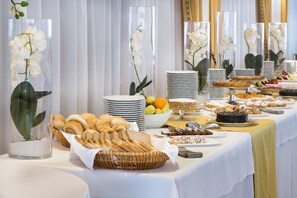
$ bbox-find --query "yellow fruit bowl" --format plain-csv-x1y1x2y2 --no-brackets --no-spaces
144,111,172,129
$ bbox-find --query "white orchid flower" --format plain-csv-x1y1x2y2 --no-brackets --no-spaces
9,25,47,82
244,28,261,55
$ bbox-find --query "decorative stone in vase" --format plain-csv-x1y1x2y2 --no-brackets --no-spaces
216,12,236,78
243,23,264,76
8,19,52,159
184,22,210,102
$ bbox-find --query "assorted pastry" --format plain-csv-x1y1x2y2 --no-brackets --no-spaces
168,98,198,110
212,81,251,88
166,126,213,136
246,100,286,108
169,135,207,145
234,92,265,99
231,75,264,81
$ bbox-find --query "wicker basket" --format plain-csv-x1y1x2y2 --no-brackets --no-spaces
94,150,169,170
49,126,70,148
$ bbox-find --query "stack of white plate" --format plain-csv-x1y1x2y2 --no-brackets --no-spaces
166,71,198,99
102,95,146,131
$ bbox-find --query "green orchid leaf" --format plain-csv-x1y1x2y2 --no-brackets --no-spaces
226,64,233,78
222,59,230,69
135,85,142,93
197,58,210,92
129,82,136,95
143,80,152,88
32,111,46,128
10,81,38,140
139,75,147,88
269,50,278,69
10,98,34,140
255,55,263,76
35,91,52,99
245,53,256,69
279,58,286,65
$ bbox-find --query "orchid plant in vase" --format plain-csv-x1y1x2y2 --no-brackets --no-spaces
244,28,263,75
9,26,51,141
217,35,234,78
269,23,286,71
129,25,152,97
185,29,209,93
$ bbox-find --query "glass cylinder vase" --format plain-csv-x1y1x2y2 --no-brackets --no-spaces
129,1,155,97
8,19,52,159
216,12,236,78
243,23,264,76
184,22,210,102
268,23,287,74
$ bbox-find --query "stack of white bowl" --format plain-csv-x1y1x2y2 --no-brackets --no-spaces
102,95,146,131
166,71,198,100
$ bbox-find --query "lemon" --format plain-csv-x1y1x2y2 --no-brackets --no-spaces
155,108,163,114
146,96,155,105
162,103,170,112
145,105,155,115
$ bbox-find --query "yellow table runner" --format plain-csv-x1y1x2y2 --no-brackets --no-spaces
167,116,276,198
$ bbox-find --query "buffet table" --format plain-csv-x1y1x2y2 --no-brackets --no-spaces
0,132,254,198
1,100,297,198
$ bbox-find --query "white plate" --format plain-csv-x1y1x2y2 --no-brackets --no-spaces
210,112,268,117
175,138,221,147
266,104,294,110
206,118,258,127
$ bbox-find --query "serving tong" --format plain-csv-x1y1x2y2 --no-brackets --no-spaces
186,121,221,130
259,108,284,115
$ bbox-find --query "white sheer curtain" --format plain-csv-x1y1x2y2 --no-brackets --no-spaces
287,0,297,60
0,0,182,154
220,0,256,68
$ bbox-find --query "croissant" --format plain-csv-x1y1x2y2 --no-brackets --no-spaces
63,121,84,134
66,114,88,130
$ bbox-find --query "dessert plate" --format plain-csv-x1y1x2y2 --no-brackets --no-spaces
210,112,268,117
172,138,221,147
206,118,258,127
266,104,294,110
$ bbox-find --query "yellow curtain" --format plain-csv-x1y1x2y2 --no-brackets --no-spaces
209,0,222,68
182,0,203,22
256,0,272,60
281,0,288,22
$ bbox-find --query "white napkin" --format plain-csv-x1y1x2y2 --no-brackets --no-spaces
150,136,179,164
61,126,178,170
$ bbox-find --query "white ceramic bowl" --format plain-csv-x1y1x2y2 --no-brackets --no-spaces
144,111,172,129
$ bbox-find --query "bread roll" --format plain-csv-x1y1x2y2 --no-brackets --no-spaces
50,114,65,130
86,117,99,130
81,113,96,121
110,116,127,126
63,121,84,134
98,114,113,122
66,114,88,130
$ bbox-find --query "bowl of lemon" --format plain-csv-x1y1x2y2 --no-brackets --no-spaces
144,96,172,129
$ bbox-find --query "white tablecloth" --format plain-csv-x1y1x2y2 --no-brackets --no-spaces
205,99,297,198
0,161,90,198
0,132,254,198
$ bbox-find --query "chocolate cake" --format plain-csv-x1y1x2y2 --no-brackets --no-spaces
279,89,297,96
216,112,248,123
